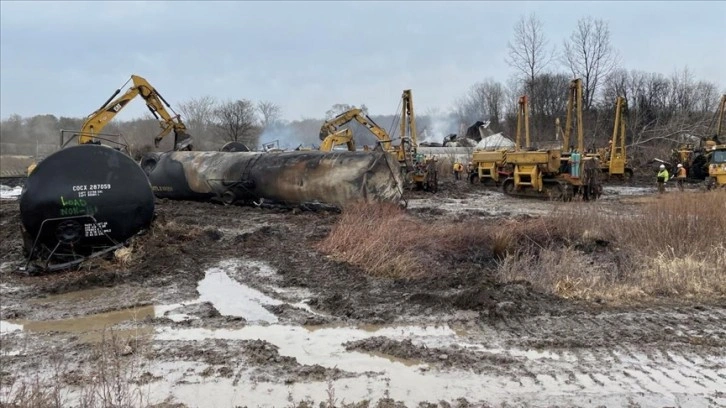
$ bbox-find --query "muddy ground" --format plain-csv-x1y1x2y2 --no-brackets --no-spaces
1,178,725,408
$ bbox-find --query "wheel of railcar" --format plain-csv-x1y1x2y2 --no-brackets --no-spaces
221,190,236,206
502,179,515,195
624,168,634,183
547,183,565,201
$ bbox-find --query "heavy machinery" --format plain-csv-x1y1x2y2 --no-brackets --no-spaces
663,94,725,182
75,74,194,151
468,95,529,186
27,74,194,175
318,90,438,192
319,129,356,152
587,96,634,181
706,95,726,189
500,78,602,201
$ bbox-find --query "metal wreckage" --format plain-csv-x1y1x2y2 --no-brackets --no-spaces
17,74,410,273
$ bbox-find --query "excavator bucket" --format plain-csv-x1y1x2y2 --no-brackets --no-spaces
174,131,194,151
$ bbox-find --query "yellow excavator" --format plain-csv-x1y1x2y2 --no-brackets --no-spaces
319,108,393,152
468,95,529,186
662,94,726,186
501,78,602,201
75,74,193,151
586,96,633,181
28,75,193,175
319,128,356,152
318,90,438,192
706,94,726,189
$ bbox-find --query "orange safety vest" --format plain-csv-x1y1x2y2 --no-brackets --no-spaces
677,167,687,178
453,163,463,172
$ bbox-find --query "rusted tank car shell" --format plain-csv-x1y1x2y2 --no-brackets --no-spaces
141,150,404,207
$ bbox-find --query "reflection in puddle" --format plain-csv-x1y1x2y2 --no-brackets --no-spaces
0,320,23,334
151,324,528,406
9,306,155,343
197,261,282,323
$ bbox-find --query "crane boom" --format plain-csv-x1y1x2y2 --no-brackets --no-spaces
78,74,193,151
563,78,584,153
516,95,530,150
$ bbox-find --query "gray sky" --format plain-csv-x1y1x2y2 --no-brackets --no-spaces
1,1,724,122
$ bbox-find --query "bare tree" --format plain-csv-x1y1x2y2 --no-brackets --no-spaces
257,100,282,129
214,99,261,146
177,96,218,148
506,13,556,85
178,96,217,128
452,79,505,132
325,103,368,120
562,16,619,110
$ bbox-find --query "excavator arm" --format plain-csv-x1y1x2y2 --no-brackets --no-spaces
78,75,193,151
319,108,393,151
319,129,356,152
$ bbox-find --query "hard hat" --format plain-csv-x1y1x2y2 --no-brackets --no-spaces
659,164,666,169
677,163,683,168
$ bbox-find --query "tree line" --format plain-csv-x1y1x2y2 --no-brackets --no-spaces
1,12,723,162
453,14,724,162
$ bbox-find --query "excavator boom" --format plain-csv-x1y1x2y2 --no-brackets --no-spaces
78,75,193,151
319,129,356,152
319,108,393,151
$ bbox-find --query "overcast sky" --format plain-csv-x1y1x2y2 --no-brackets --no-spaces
1,1,724,122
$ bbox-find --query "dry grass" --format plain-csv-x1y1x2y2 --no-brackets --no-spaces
2,326,155,408
497,190,726,300
314,201,494,279
318,190,726,301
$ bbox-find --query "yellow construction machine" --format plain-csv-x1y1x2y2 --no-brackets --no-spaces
468,95,530,186
28,74,193,175
500,78,602,201
319,129,356,152
318,90,438,192
75,74,193,151
706,94,726,189
587,96,634,181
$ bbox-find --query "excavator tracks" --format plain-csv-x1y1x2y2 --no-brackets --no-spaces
501,178,575,201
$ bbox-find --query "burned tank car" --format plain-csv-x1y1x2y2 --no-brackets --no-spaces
19,144,155,267
140,150,404,207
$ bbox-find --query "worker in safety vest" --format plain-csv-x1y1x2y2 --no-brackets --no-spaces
453,162,464,180
656,164,669,194
675,163,687,192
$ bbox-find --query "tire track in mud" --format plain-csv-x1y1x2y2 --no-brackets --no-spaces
457,305,726,401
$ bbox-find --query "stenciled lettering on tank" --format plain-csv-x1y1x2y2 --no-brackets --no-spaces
84,221,111,238
72,183,112,198
59,196,98,217
152,185,174,192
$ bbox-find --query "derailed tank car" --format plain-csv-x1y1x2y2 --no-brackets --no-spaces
140,150,404,208
19,144,155,272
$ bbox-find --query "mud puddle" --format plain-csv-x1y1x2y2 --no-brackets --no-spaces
148,321,722,407
0,184,22,200
407,190,558,218
1,259,319,345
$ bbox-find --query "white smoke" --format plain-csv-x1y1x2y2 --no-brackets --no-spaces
419,113,459,145
257,122,318,151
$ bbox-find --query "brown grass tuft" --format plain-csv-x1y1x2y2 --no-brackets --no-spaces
496,190,726,301
315,201,494,279
318,190,726,302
